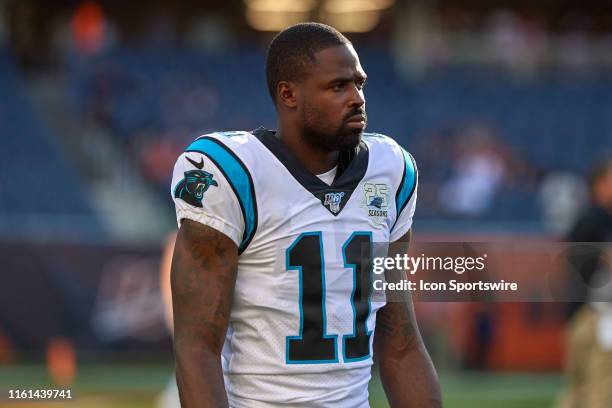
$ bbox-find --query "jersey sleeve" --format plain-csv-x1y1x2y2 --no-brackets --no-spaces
170,150,245,248
390,148,418,242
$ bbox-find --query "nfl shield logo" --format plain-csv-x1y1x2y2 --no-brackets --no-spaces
323,192,345,214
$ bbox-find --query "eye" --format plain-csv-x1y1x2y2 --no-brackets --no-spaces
332,83,344,91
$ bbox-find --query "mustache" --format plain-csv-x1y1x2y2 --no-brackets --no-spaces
344,108,367,123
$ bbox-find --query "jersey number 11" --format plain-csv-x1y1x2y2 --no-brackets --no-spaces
286,231,373,364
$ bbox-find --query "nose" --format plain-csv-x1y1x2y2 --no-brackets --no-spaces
348,84,365,108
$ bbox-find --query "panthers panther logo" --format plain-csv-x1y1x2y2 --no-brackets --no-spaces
369,196,383,209
174,170,218,208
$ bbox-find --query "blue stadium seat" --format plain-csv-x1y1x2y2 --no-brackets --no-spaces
0,49,105,237
61,47,612,229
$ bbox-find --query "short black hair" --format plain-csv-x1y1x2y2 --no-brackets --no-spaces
265,22,351,103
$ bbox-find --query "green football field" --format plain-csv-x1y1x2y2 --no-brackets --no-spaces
0,363,562,407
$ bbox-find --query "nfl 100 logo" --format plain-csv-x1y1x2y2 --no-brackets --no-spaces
324,192,345,214
360,182,389,225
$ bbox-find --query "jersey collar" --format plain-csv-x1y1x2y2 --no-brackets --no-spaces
252,127,369,216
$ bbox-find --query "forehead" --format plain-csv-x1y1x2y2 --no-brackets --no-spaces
307,44,365,80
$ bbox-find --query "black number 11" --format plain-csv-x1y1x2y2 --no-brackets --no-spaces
285,231,373,364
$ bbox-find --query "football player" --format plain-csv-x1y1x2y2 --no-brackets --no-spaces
170,22,441,407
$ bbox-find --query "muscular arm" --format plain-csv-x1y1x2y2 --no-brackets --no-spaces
171,219,238,408
374,230,442,407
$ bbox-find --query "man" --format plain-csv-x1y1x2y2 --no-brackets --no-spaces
557,159,612,408
565,159,612,309
157,232,181,408
170,22,441,407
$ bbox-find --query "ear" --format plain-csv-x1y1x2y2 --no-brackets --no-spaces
277,81,298,109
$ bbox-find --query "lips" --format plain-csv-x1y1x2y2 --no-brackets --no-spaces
345,113,366,123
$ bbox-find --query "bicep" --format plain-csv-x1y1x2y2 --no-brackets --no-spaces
171,219,238,353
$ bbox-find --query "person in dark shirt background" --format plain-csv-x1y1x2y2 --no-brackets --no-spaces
568,159,612,242
566,158,612,313
556,158,612,408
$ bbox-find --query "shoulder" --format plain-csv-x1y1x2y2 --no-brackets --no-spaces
185,130,258,156
362,132,400,149
173,131,258,252
178,130,257,207
363,132,413,160
362,131,417,175
363,132,418,213
181,130,262,176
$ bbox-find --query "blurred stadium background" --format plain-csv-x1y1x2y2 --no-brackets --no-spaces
1,0,611,406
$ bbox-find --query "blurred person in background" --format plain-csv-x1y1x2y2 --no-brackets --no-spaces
556,279,612,408
157,232,180,408
557,159,612,408
565,159,612,315
537,172,588,234
438,123,507,216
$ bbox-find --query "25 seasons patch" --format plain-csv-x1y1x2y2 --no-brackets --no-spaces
359,182,390,225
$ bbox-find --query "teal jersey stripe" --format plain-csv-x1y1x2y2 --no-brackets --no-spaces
186,137,257,253
395,148,417,216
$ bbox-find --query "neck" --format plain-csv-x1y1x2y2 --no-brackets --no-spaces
276,121,339,175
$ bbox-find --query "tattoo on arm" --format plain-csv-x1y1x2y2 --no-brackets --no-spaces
170,219,238,407
374,230,442,407
375,229,420,354
375,293,420,354
171,219,238,351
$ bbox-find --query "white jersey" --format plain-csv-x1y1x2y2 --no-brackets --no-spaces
171,128,418,407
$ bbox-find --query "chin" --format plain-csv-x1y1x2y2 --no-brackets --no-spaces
302,123,363,151
346,126,365,142
336,130,362,150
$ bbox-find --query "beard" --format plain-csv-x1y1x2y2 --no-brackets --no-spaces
300,105,367,152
